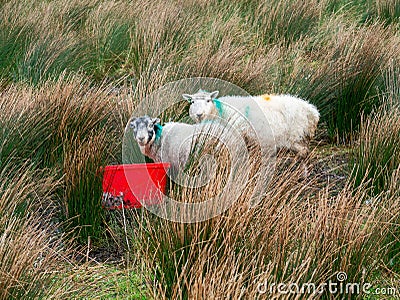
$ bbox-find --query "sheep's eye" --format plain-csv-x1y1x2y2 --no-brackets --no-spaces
190,100,194,104
207,99,212,103
148,124,154,129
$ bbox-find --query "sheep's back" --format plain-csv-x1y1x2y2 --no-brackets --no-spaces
216,94,319,148
159,123,195,168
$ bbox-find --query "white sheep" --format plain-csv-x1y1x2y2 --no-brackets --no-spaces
182,90,320,157
129,116,248,176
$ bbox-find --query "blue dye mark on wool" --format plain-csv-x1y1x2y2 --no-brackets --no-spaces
245,106,250,118
213,99,224,117
154,123,163,141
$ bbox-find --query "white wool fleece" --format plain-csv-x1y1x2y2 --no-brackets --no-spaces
184,91,320,157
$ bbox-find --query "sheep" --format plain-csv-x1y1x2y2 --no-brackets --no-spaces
129,116,197,172
128,115,248,177
182,90,320,158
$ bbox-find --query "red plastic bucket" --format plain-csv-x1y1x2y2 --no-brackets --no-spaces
101,163,170,209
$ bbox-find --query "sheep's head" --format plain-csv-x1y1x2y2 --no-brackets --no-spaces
183,90,219,123
129,116,161,147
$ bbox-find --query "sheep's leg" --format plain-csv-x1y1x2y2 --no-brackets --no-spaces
292,143,309,158
292,143,310,178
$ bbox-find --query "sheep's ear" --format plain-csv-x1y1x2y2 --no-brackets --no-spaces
210,91,219,99
182,94,192,102
152,118,160,125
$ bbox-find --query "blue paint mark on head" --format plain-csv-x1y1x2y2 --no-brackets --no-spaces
213,99,223,117
154,123,163,141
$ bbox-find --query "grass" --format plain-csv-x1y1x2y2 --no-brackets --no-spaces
0,0,399,298
0,164,64,299
350,106,400,271
127,155,400,298
351,107,400,197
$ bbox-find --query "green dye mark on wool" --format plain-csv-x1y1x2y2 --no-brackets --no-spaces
245,106,250,118
154,123,163,141
214,99,224,117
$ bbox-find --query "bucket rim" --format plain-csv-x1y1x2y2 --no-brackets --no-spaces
103,163,170,171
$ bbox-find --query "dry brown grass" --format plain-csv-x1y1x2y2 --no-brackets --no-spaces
128,146,400,299
0,166,60,299
0,0,399,298
352,106,400,197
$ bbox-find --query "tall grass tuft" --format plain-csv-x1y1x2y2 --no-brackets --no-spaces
371,0,400,27
0,165,61,299
248,0,323,46
0,77,125,242
351,106,400,197
128,153,400,299
0,25,31,84
293,23,398,142
35,78,124,241
83,2,134,81
350,102,400,270
63,131,110,242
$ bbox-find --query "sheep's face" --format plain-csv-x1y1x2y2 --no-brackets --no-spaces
183,90,219,123
129,116,160,147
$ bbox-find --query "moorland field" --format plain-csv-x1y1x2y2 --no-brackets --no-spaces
0,0,399,298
